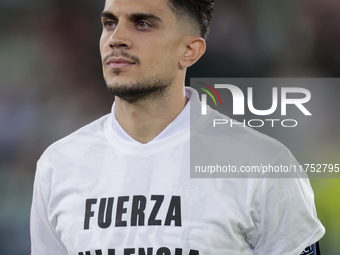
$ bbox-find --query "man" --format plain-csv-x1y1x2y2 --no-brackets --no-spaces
30,0,325,254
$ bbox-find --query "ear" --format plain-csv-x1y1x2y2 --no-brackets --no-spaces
179,36,206,69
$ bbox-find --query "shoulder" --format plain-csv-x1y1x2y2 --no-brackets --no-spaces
37,114,111,169
191,108,302,178
196,108,292,159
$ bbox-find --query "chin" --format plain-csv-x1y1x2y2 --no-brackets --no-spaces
105,77,135,89
105,73,131,83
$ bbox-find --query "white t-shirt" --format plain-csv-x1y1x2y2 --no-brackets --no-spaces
30,88,325,255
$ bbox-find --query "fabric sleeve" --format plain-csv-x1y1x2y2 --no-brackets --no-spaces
245,174,325,255
30,164,68,255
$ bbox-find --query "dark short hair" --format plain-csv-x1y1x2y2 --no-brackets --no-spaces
168,0,214,39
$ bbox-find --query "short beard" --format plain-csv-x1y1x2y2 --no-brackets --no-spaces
106,75,174,103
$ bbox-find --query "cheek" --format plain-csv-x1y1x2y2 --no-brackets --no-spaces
99,43,104,59
149,52,174,71
99,33,109,58
139,37,181,72
164,39,182,63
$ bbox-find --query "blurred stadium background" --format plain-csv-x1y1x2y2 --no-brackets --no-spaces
1,0,339,254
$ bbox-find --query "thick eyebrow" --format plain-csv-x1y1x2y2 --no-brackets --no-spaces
101,11,163,24
127,13,163,23
101,11,118,22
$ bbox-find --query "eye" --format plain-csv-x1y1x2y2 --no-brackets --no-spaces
136,21,151,29
104,20,116,29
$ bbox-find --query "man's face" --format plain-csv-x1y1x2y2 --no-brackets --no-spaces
100,0,185,101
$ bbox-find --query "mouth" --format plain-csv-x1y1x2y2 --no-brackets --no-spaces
106,57,135,69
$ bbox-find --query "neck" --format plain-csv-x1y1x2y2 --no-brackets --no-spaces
114,76,188,144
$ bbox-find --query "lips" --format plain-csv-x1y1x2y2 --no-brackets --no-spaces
107,57,135,69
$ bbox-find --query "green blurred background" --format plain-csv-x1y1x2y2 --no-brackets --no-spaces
1,0,339,254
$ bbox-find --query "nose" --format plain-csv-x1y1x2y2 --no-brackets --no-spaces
108,22,132,50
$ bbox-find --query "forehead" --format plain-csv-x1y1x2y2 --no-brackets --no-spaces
104,0,173,18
